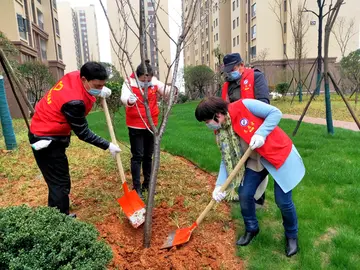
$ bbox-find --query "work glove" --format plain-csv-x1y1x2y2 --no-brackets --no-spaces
212,186,227,203
108,142,121,157
249,134,265,150
31,139,52,150
98,86,112,98
128,94,137,105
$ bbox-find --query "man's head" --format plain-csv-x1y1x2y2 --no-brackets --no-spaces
136,60,154,82
222,53,245,74
80,62,108,92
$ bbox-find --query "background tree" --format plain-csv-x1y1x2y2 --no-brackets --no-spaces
340,49,360,106
331,17,356,59
184,65,215,99
17,61,55,107
256,48,269,77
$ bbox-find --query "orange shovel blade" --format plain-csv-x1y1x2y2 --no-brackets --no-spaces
160,222,198,249
117,184,146,228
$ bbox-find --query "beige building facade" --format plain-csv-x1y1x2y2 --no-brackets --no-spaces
0,0,65,118
107,0,171,81
183,0,360,84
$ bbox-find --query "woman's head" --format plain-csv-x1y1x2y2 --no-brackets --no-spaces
136,60,154,82
195,97,229,129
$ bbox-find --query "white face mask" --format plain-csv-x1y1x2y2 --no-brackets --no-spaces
206,119,221,130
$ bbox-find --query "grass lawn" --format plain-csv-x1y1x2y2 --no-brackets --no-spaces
272,94,360,122
88,101,360,269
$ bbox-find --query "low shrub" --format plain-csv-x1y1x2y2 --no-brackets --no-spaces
0,205,112,270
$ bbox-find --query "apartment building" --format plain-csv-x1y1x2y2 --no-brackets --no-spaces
0,0,64,118
107,0,171,81
57,3,100,73
183,0,360,84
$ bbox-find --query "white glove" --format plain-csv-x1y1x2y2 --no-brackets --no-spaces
31,140,52,151
128,94,137,105
212,186,227,203
249,134,265,150
108,142,121,157
98,86,112,98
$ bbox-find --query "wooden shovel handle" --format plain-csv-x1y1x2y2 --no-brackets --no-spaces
102,98,126,185
195,147,252,226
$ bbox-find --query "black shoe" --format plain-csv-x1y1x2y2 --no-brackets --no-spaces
68,213,77,219
236,229,259,246
285,237,299,257
134,188,145,201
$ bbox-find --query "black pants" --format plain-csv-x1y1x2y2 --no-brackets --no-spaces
128,127,154,191
31,142,71,215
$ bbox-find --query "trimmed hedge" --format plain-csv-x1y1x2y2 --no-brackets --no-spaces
0,205,112,270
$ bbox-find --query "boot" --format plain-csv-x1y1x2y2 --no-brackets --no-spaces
285,237,299,257
236,228,259,246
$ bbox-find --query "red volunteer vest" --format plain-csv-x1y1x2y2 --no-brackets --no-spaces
30,71,96,136
228,100,292,169
221,68,255,101
125,81,159,129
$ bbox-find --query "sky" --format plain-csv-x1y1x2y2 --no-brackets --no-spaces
57,0,183,70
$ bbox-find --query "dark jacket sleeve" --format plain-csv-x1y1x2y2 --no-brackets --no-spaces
61,100,110,150
254,70,270,104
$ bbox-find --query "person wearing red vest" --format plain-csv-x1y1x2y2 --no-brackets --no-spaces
195,97,305,257
29,62,121,217
219,52,270,207
121,60,171,199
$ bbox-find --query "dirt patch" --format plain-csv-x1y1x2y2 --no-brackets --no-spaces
0,140,243,269
314,227,338,247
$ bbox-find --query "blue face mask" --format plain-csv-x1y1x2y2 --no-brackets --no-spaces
226,70,241,82
138,80,153,89
206,120,221,130
88,89,101,96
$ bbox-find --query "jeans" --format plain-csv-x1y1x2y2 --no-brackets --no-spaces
238,168,298,238
128,127,154,191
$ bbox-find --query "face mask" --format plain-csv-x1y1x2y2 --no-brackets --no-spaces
137,80,153,88
206,120,221,130
86,80,101,96
226,70,241,82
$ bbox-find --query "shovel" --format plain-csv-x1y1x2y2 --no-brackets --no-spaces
102,98,146,228
161,147,252,249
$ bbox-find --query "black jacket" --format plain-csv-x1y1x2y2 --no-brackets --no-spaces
29,100,109,150
226,69,270,104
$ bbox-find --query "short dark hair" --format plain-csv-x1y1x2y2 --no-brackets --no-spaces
195,97,229,122
80,62,108,81
136,60,153,77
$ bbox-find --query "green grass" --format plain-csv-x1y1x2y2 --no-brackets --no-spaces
88,101,360,269
272,94,360,122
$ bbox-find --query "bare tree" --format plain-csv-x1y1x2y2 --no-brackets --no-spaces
255,48,269,77
100,0,212,248
331,16,356,58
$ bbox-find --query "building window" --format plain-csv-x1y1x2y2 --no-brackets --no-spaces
206,41,209,49
233,37,235,47
283,43,287,54
245,32,247,42
251,46,256,59
206,54,209,62
251,3,256,18
37,0,41,3
16,14,28,40
58,44,62,60
245,13,247,23
237,0,239,7
31,0,36,22
284,22,287,33
237,35,239,45
216,18,218,26
251,25,256,39
232,1,235,11
216,33,218,41
40,38,47,60
53,0,57,10
284,0,287,12
55,18,60,35
37,9,44,29
233,20,235,29
237,17,239,27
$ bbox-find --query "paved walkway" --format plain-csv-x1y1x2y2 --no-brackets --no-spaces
282,114,359,131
